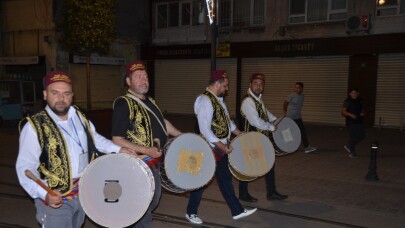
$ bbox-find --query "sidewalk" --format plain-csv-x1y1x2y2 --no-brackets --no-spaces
0,115,404,227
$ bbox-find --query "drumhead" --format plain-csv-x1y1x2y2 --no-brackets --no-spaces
273,117,301,153
79,153,154,228
229,132,275,178
163,133,215,191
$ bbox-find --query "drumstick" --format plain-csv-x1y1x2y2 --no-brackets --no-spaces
25,170,58,197
153,138,161,151
274,115,285,127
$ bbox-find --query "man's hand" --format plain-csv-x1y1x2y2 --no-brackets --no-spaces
45,191,63,208
119,147,137,156
143,147,162,158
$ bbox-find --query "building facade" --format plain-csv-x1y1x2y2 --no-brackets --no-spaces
145,0,405,128
0,0,148,111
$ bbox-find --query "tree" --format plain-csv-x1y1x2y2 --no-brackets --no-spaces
61,0,116,111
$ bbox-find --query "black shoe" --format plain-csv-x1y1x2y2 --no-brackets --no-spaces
267,192,288,200
239,194,258,203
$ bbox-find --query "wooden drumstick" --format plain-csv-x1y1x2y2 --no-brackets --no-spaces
153,138,161,151
274,115,285,127
25,169,58,197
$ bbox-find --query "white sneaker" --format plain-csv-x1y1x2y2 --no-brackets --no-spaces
232,208,257,220
344,145,351,153
304,146,317,153
185,214,203,224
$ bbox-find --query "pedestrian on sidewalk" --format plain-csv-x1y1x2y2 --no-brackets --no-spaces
15,71,134,228
341,87,365,158
239,73,288,203
185,70,257,225
283,82,317,153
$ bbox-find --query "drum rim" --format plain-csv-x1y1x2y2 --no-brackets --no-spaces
79,153,154,227
273,116,302,153
162,132,216,192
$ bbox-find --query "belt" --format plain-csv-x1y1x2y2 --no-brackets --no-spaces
62,178,80,202
143,157,160,171
212,147,224,161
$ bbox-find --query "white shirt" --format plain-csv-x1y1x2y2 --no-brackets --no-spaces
241,88,277,132
194,88,237,147
16,106,121,200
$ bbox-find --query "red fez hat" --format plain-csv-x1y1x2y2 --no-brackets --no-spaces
251,73,265,82
126,61,146,76
211,70,228,81
44,71,72,88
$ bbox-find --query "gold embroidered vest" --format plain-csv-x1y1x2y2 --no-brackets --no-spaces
18,106,97,195
119,95,162,154
203,91,230,139
241,94,270,137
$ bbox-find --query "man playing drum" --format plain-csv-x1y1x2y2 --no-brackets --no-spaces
16,71,134,228
111,60,182,227
239,73,288,202
185,70,257,225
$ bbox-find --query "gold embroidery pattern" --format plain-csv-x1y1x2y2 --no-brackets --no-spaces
203,92,229,139
122,95,152,147
29,111,72,194
241,95,270,137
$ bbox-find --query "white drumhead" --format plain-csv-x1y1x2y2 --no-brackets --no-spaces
163,133,215,191
229,132,275,178
273,117,302,153
79,153,154,228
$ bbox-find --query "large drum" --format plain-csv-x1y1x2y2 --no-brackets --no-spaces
160,133,215,193
273,117,302,153
229,132,275,181
79,153,154,228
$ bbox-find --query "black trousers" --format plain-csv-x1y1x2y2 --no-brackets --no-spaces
239,164,276,197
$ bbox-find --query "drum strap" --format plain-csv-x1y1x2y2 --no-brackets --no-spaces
126,93,168,136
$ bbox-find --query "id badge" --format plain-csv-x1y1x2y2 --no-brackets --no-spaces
79,152,89,174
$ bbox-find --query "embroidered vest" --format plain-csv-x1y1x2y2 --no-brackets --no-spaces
241,94,270,137
18,106,98,195
119,95,165,157
203,91,230,139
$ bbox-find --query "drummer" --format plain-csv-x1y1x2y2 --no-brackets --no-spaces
15,71,135,228
111,60,182,227
239,73,288,202
185,70,257,225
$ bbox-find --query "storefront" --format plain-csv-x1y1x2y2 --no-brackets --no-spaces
143,33,405,128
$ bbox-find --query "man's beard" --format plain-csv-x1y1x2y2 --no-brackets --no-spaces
49,103,69,117
218,91,228,97
132,85,149,96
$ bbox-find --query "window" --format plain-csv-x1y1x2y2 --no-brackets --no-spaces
157,0,204,29
218,0,265,28
289,0,347,24
377,0,405,16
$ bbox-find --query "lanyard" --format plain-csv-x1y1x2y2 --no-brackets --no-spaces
58,118,84,151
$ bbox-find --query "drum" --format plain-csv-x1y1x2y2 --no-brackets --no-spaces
229,132,275,181
273,117,302,153
160,133,215,193
79,153,154,228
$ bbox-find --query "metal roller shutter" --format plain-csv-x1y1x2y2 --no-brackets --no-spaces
375,54,405,129
155,58,237,116
70,64,124,109
241,56,349,125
